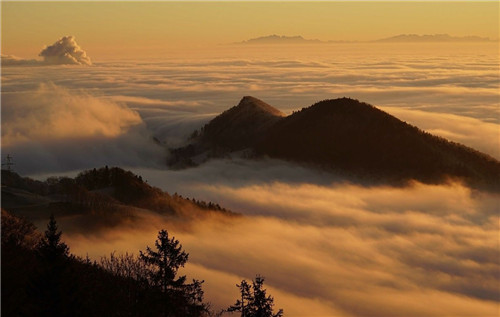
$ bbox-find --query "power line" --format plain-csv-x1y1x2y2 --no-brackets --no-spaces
2,154,14,171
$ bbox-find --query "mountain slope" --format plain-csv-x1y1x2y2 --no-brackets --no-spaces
254,98,500,188
174,97,500,190
1,168,235,227
169,96,284,166
201,96,284,149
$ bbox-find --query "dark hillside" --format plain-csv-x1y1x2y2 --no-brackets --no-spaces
199,95,284,150
254,98,500,189
1,210,208,317
169,96,285,166
1,168,234,227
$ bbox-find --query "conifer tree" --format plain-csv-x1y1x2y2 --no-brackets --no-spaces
37,214,69,261
140,229,188,293
228,280,252,317
250,276,283,317
228,276,283,317
140,229,208,316
31,214,74,316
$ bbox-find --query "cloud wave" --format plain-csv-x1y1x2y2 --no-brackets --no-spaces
2,83,165,174
2,83,140,146
62,172,500,316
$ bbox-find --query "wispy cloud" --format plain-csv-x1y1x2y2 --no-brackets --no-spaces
2,83,164,174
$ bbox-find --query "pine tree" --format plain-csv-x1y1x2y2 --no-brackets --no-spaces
38,214,69,261
140,229,207,317
228,276,283,317
31,214,75,316
140,229,188,293
228,280,252,317
250,276,283,317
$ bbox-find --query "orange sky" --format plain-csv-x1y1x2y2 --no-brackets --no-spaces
2,1,499,58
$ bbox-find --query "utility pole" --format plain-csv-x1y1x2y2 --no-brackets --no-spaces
2,154,14,171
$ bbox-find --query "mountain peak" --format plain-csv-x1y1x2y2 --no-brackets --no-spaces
236,96,285,117
186,96,284,153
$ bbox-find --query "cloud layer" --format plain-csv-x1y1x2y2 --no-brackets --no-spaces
2,83,165,174
60,161,500,316
2,83,140,145
2,39,498,317
3,43,498,164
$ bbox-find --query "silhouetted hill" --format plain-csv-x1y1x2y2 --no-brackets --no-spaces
173,97,500,191
376,34,492,43
200,96,284,149
1,210,209,316
255,98,500,189
169,96,284,166
1,168,235,228
238,34,323,44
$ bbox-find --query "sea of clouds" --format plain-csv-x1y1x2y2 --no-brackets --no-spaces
61,160,499,316
2,41,499,316
3,42,499,176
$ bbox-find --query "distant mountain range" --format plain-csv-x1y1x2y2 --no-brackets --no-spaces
170,96,500,191
376,34,492,43
236,34,494,44
238,35,325,44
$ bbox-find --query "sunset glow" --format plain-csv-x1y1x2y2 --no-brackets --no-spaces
2,1,499,317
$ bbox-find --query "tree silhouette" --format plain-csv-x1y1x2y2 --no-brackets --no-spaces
228,279,252,316
140,229,207,316
37,214,69,261
228,275,283,317
30,214,76,316
140,229,188,293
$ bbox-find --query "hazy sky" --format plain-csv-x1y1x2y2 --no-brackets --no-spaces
2,1,499,58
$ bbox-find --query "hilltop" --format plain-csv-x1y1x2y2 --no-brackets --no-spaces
171,97,500,191
1,167,235,230
169,96,284,167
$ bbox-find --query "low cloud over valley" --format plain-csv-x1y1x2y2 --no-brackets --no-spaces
2,42,499,316
63,162,500,316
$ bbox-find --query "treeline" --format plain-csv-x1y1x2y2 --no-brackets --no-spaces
1,211,283,317
1,167,233,217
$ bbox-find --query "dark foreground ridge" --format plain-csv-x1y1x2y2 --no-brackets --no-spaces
171,97,500,191
1,211,282,317
1,167,235,230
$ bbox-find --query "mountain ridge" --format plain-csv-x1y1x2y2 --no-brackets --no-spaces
234,34,495,44
169,96,284,166
376,33,493,43
170,97,500,191
1,167,235,229
237,34,323,44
